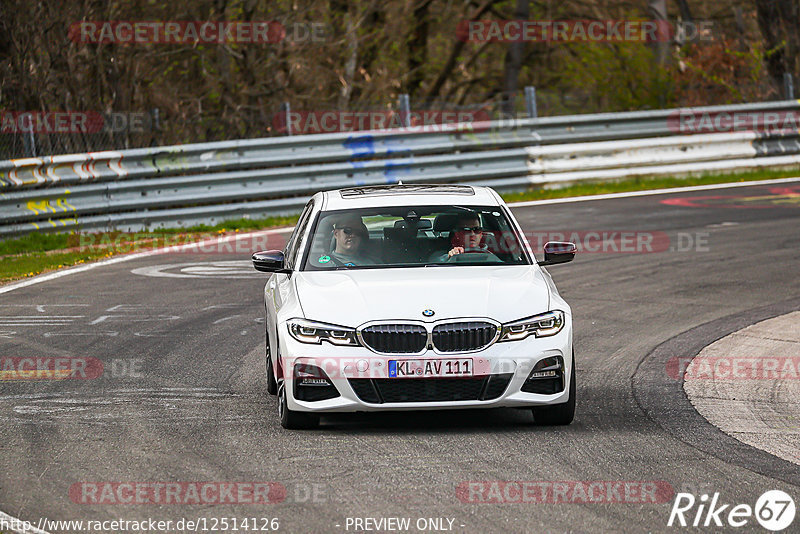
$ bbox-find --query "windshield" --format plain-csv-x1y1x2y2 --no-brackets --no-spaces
301,205,530,270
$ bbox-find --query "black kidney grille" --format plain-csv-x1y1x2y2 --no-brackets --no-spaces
360,324,427,354
348,374,513,403
432,322,497,352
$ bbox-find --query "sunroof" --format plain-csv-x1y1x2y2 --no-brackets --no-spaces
339,184,474,198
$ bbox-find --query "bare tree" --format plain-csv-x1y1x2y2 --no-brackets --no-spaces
647,0,668,65
423,0,498,104
500,0,529,117
755,0,800,96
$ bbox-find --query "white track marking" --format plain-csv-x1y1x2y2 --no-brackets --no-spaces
0,304,88,307
0,316,80,327
201,303,244,311
130,260,260,279
133,332,169,337
507,176,800,207
213,315,242,324
90,314,179,325
0,324,77,327
0,316,83,318
104,304,171,312
42,331,119,337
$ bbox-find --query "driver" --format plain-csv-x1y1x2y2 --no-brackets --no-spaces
429,211,500,262
330,214,380,266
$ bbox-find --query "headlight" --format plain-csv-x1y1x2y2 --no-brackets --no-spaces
498,310,565,342
287,318,360,346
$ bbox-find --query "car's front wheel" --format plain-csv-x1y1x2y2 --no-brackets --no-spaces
277,379,319,430
532,352,576,425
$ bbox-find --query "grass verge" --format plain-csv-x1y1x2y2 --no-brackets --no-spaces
1,168,798,284
0,215,299,284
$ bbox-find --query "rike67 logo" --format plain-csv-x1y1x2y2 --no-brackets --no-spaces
668,490,795,531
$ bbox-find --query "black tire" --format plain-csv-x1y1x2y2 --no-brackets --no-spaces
532,352,576,426
265,337,277,396
278,379,319,430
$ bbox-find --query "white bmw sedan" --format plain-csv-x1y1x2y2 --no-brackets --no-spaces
253,184,576,429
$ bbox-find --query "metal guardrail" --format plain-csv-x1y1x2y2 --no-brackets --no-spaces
2,100,800,236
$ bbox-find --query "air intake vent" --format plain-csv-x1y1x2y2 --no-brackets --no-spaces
348,374,513,403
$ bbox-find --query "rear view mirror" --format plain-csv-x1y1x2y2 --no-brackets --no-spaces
538,242,576,266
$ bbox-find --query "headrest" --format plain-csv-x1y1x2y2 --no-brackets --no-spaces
432,213,461,232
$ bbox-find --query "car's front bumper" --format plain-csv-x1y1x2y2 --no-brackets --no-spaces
279,320,573,413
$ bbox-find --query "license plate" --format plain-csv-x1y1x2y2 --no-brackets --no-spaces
388,358,473,378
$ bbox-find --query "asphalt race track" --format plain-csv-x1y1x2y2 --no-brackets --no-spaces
1,180,799,533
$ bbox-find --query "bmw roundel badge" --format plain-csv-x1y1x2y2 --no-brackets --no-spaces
422,309,435,317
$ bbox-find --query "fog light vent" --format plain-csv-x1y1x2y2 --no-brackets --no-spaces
293,363,340,401
522,356,565,394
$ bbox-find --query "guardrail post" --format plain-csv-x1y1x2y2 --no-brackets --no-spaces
20,113,37,157
281,102,292,136
525,86,538,118
398,94,411,128
784,73,794,100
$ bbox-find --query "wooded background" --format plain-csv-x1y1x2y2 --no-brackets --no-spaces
0,0,797,156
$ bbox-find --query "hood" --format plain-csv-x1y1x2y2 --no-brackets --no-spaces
293,265,550,327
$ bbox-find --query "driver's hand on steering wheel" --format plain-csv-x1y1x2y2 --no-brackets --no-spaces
447,247,464,257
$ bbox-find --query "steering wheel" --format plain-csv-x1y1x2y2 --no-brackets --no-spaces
445,250,493,262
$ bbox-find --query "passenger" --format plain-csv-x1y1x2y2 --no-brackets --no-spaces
330,214,380,266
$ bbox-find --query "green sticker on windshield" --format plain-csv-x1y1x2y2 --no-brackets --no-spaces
318,255,331,264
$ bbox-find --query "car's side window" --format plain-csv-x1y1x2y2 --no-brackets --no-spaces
285,201,314,269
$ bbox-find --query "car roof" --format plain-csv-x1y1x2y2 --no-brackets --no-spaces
321,184,503,210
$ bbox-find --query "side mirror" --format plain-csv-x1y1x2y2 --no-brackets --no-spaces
252,250,291,273
538,241,576,266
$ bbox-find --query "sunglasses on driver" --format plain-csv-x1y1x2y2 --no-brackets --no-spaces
335,226,364,236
